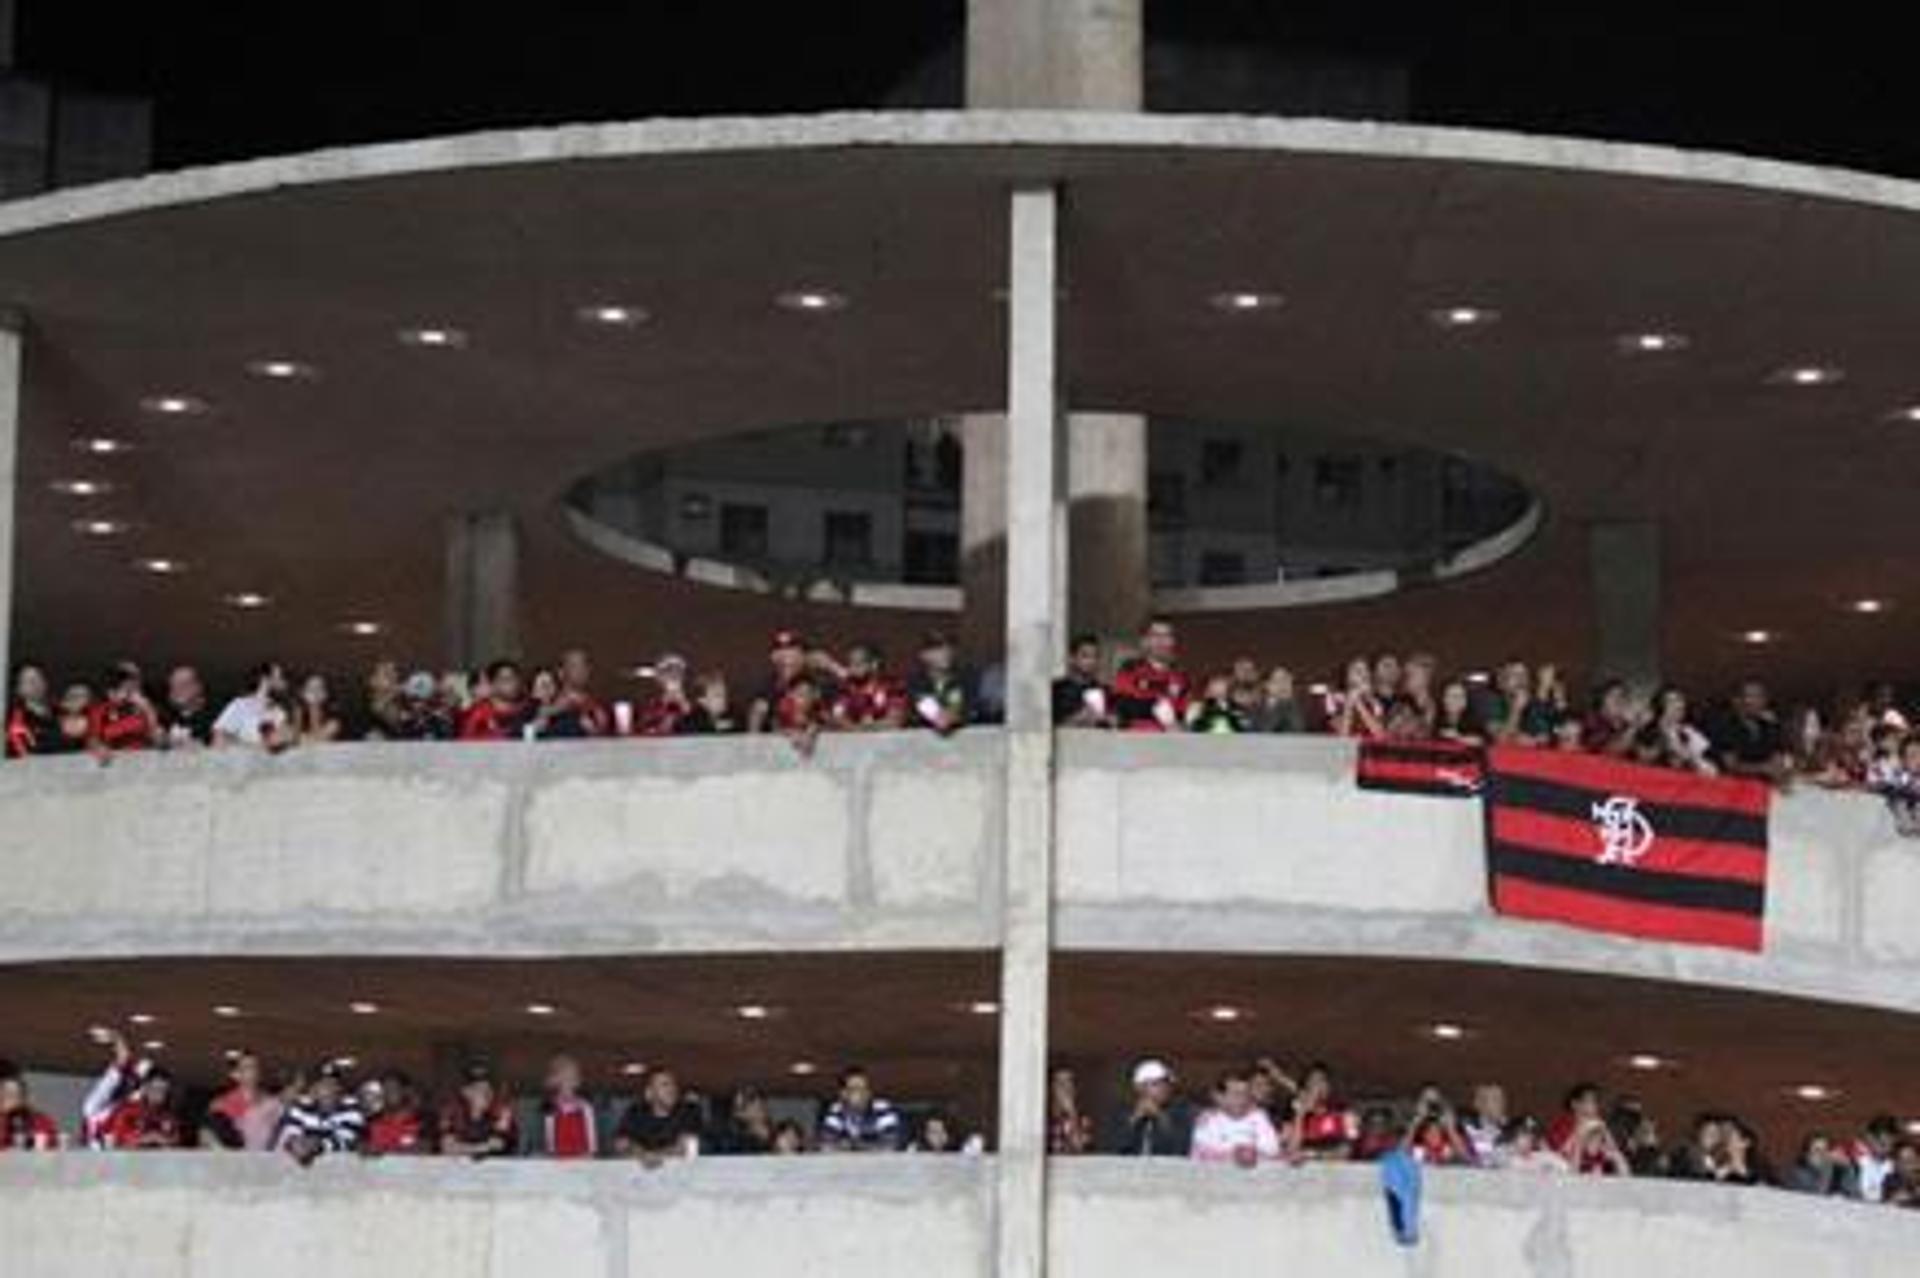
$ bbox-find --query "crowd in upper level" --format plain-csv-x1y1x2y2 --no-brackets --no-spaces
4,619,1917,808
3,1034,1917,1213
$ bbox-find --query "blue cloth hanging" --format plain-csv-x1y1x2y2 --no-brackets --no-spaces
1380,1148,1424,1247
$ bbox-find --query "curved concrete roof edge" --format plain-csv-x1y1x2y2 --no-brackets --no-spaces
5,110,1920,241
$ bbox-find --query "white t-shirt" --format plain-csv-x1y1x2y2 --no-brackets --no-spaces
213,693,286,746
1190,1107,1283,1164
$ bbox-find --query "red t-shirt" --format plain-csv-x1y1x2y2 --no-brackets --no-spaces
91,701,153,751
101,1100,179,1149
1297,1101,1359,1152
543,1096,597,1159
1112,659,1191,732
635,692,691,738
774,689,824,733
832,676,905,728
365,1109,431,1156
2,1108,60,1151
459,698,528,741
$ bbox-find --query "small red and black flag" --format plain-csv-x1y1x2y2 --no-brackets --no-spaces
1356,739,1485,798
1483,746,1770,952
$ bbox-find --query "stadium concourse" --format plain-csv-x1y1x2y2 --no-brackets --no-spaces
6,63,1920,1278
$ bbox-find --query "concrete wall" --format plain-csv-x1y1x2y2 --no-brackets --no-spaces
0,735,1004,962
5,732,1920,1018
1055,734,1920,1015
3,1154,1916,1278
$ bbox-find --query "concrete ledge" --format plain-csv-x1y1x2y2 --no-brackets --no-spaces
0,734,1006,962
1,1154,1914,1278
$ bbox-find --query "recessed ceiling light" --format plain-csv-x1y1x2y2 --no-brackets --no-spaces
224,592,272,609
141,1040,166,1052
525,1002,558,1017
140,394,207,415
1739,629,1776,645
735,1004,772,1021
348,1001,380,1015
1209,290,1284,313
1849,598,1888,615
223,1047,244,1061
1625,1053,1669,1071
620,1061,650,1077
134,558,185,575
576,304,649,327
775,289,848,314
788,1060,819,1076
1770,365,1843,387
397,326,468,349
1429,305,1499,329
245,358,318,380
1464,670,1491,685
1791,1083,1838,1102
1886,405,1920,423
72,436,131,455
73,519,128,537
211,1004,242,1019
332,1056,359,1071
340,620,384,637
51,479,112,497
1428,1022,1468,1041
1307,682,1331,697
1905,1118,1920,1137
128,1013,157,1026
1617,331,1689,354
967,1000,1001,1016
1201,1005,1245,1023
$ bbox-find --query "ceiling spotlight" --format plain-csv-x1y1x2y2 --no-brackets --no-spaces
1625,1053,1669,1072
73,519,128,537
1791,1084,1837,1102
1770,365,1843,387
1429,305,1499,329
735,1004,772,1021
1464,670,1491,685
967,1001,1001,1016
397,326,469,349
340,620,384,637
72,436,131,455
332,1056,359,1072
1849,598,1888,615
134,558,185,575
348,1001,380,1016
139,394,207,415
1209,290,1284,313
224,592,272,609
141,1040,166,1053
1202,1005,1245,1023
788,1060,819,1077
128,1013,157,1026
525,1002,558,1017
1739,629,1776,646
775,289,848,314
211,1004,242,1019
51,479,112,497
1618,331,1689,354
1428,1022,1468,1041
576,304,649,327
1886,406,1920,423
245,358,317,380
620,1061,650,1077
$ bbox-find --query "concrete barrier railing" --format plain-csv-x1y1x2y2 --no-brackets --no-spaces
4,731,1918,1016
0,734,1006,962
1056,733,1920,1014
2,1153,1916,1278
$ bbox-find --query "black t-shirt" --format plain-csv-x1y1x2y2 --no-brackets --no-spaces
163,701,218,747
616,1103,702,1154
678,707,740,736
1052,674,1106,725
1707,708,1785,766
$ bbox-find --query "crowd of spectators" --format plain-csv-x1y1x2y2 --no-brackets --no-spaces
5,1035,1917,1214
7,620,1915,813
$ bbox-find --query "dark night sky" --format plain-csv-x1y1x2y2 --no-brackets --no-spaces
14,2,1920,178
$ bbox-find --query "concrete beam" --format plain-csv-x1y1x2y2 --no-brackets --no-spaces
0,320,19,698
966,0,1143,110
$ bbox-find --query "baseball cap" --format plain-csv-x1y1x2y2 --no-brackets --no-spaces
1131,1058,1174,1087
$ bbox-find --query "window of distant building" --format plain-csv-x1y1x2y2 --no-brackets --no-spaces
823,511,874,569
1313,455,1363,509
903,530,958,584
719,503,769,558
1199,438,1245,487
1199,550,1247,586
1149,471,1188,529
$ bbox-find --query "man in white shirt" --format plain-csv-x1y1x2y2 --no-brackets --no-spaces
1190,1069,1284,1167
213,661,292,749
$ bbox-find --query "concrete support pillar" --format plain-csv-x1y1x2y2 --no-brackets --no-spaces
1066,412,1150,641
995,186,1060,1278
1588,521,1663,694
964,1,1150,660
444,511,521,670
0,321,18,698
959,413,1008,663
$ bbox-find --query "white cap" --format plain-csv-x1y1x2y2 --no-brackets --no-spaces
1131,1058,1174,1087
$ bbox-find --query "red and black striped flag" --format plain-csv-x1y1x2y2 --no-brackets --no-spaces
1356,739,1485,798
1483,746,1770,952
